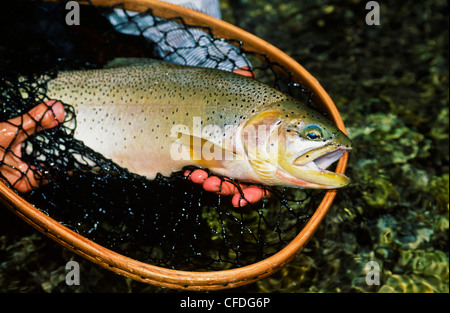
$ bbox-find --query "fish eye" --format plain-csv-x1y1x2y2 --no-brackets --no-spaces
302,125,323,140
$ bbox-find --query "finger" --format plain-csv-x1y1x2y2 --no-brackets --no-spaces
233,66,254,78
201,176,223,193
202,176,243,196
184,169,209,184
0,157,41,193
12,165,42,193
6,100,65,149
42,100,66,127
232,185,270,207
22,100,65,132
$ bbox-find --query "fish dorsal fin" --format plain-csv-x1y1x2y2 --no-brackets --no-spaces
175,132,242,168
104,58,188,70
104,58,164,69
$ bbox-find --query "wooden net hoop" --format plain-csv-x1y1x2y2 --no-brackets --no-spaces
0,0,349,290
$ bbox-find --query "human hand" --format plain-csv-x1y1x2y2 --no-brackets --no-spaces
184,169,271,207
0,100,65,192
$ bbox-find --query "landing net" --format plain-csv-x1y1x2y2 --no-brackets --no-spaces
1,0,325,272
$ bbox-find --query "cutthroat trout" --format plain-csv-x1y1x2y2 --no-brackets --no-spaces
45,59,351,188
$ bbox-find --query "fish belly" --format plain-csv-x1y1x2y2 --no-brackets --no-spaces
71,102,188,178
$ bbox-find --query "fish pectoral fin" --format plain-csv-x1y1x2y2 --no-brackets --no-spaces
176,133,242,168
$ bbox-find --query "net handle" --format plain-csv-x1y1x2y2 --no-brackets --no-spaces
1,0,349,290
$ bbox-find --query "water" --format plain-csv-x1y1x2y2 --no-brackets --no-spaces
225,0,449,292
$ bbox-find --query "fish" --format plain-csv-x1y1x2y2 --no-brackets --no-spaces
44,58,351,189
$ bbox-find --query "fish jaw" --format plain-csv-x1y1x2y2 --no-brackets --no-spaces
277,146,351,188
239,103,352,189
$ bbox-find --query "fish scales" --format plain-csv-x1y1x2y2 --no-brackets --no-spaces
44,59,352,188
46,60,290,179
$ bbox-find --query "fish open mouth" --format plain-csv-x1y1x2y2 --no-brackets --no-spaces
295,146,350,173
276,146,351,188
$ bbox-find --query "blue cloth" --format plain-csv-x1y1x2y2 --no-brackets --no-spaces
107,0,251,71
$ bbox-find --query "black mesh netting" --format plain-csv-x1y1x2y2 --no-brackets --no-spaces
1,0,326,271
